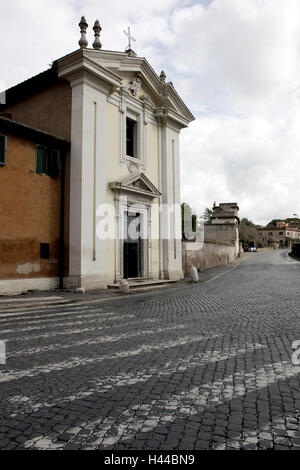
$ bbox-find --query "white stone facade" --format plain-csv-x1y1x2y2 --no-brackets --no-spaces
57,49,194,289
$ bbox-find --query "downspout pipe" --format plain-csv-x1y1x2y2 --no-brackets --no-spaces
59,150,66,289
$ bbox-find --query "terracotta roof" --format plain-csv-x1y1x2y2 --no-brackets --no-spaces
0,116,70,148
0,66,67,108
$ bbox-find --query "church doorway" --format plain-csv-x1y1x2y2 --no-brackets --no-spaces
123,212,142,279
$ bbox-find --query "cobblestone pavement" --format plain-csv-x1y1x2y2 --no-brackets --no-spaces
0,250,300,450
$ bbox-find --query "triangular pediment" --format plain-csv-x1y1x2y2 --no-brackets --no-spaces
110,172,161,199
82,49,195,125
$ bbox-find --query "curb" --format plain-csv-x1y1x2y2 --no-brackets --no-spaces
0,256,251,313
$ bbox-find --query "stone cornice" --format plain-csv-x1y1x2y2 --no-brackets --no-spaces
56,49,122,91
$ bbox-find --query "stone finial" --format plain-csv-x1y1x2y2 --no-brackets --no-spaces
78,16,88,49
93,20,102,50
160,70,166,83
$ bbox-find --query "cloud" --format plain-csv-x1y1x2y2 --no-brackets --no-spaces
172,0,300,224
1,0,300,225
169,0,300,114
180,107,300,225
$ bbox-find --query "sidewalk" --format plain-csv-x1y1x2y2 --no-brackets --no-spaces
0,255,250,313
0,281,190,313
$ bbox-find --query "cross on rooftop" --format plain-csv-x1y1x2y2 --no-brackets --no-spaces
124,26,136,50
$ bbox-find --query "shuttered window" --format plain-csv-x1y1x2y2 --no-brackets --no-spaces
0,135,7,166
36,145,47,174
49,149,59,178
36,145,60,178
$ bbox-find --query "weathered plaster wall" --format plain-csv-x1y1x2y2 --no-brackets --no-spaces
0,133,62,281
205,223,240,257
182,241,237,275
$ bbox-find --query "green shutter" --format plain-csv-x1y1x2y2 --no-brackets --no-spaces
44,147,50,175
49,149,60,178
36,145,60,177
0,135,7,166
36,145,46,174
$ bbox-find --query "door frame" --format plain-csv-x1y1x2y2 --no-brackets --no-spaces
114,194,152,282
123,211,142,279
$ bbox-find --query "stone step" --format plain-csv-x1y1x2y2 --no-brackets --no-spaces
107,279,178,289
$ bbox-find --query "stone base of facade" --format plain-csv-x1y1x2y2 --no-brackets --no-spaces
63,274,112,291
0,277,60,296
163,269,184,281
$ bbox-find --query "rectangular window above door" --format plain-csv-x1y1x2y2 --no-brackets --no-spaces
126,117,138,158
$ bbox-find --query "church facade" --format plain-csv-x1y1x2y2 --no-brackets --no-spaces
0,18,194,293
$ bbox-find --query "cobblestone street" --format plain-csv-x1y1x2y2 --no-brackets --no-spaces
0,250,300,450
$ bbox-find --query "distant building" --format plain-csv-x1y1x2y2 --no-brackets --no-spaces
257,221,300,249
205,202,240,257
211,202,240,225
182,202,241,275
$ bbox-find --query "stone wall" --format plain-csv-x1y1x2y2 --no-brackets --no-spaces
291,242,300,257
205,223,240,257
182,240,237,275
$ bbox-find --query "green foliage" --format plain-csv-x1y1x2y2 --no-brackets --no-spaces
267,219,283,227
285,218,300,224
239,218,258,246
266,218,300,227
240,218,258,228
203,207,213,223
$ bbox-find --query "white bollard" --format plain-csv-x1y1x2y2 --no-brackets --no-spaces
119,279,130,293
0,340,6,365
75,287,85,294
190,266,199,283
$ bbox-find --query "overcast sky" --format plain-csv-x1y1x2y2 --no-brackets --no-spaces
2,0,300,225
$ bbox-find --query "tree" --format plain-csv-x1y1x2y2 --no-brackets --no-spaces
239,218,258,248
284,218,300,225
203,207,213,224
266,218,300,227
267,219,283,227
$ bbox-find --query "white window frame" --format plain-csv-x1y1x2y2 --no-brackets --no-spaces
126,110,140,161
120,98,147,169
